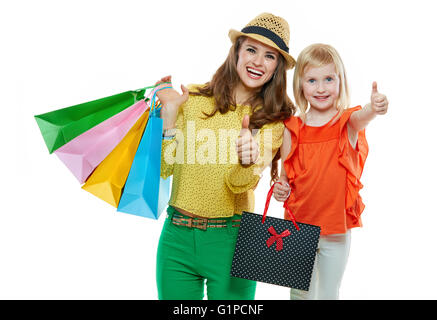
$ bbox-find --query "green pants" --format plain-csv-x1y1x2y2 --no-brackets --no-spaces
156,206,256,300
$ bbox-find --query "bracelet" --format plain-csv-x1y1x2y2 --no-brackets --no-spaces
163,128,177,138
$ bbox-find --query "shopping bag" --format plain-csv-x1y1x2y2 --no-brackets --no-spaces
116,92,171,219
35,89,146,153
81,110,150,207
231,183,321,290
54,99,148,184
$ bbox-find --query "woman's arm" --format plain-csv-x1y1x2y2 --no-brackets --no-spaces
155,75,189,130
156,75,188,179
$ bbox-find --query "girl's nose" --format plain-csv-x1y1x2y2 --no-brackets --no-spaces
316,83,326,93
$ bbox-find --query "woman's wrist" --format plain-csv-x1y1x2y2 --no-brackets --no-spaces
162,116,177,130
160,107,178,130
163,123,176,130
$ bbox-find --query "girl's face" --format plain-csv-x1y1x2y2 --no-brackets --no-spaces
302,63,340,112
236,38,279,91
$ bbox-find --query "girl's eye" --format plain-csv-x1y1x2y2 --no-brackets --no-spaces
326,77,333,82
308,79,315,84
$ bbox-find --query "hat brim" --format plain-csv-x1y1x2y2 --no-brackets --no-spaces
228,29,296,69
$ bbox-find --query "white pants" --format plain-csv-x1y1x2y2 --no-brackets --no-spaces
290,230,351,300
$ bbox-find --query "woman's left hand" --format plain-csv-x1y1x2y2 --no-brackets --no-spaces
236,115,259,165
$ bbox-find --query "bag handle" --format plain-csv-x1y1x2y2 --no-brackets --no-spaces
134,82,172,117
135,82,172,97
150,84,172,112
262,182,300,231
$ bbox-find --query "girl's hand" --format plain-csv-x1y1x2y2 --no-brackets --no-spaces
155,75,189,129
273,178,291,202
371,82,388,115
236,115,259,166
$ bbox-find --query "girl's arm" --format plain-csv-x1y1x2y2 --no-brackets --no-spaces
273,127,292,202
279,127,292,180
348,82,388,133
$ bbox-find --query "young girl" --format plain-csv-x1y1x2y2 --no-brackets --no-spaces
273,43,388,300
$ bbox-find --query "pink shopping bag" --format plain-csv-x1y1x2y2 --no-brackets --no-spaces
54,99,148,184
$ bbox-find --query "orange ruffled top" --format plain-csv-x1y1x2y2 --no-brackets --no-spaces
283,106,369,235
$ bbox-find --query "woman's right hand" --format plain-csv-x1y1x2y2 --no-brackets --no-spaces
155,75,189,130
273,178,291,202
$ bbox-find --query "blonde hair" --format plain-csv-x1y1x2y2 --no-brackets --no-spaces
293,43,350,124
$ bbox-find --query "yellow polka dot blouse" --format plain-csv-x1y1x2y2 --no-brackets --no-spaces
160,85,284,218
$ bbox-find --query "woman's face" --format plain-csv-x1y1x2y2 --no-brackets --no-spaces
236,37,279,90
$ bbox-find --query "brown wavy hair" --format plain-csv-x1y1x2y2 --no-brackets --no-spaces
190,36,296,183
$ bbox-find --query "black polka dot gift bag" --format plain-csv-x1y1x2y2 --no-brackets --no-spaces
231,183,321,290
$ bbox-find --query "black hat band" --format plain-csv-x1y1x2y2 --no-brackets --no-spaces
240,26,289,53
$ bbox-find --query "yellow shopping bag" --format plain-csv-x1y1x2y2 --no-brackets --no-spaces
82,110,150,207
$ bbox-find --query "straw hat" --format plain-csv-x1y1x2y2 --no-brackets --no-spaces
228,13,296,69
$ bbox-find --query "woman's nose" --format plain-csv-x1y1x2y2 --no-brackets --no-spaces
251,53,263,66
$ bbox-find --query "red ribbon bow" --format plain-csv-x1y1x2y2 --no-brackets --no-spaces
262,182,300,252
266,226,291,251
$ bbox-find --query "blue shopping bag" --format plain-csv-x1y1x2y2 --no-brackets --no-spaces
117,107,170,219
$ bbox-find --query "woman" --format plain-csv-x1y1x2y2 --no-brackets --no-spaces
155,13,296,300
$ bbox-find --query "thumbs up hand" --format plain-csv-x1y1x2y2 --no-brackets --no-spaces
236,115,260,166
371,82,389,115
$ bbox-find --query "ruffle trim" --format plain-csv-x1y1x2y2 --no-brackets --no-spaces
338,106,369,224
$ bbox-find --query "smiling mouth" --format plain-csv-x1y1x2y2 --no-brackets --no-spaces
314,95,330,100
246,67,264,79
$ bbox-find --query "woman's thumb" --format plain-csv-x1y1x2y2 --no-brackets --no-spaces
241,115,250,130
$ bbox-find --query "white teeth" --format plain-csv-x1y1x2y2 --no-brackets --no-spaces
247,67,263,76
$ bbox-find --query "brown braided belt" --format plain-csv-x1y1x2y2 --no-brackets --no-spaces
171,214,241,230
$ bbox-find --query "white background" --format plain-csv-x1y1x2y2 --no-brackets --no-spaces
1,0,436,299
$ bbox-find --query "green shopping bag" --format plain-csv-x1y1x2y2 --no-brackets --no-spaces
34,89,146,153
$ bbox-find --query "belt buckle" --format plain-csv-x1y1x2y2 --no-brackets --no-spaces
193,218,208,230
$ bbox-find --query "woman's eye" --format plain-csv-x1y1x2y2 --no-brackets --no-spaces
266,54,276,60
247,48,256,53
